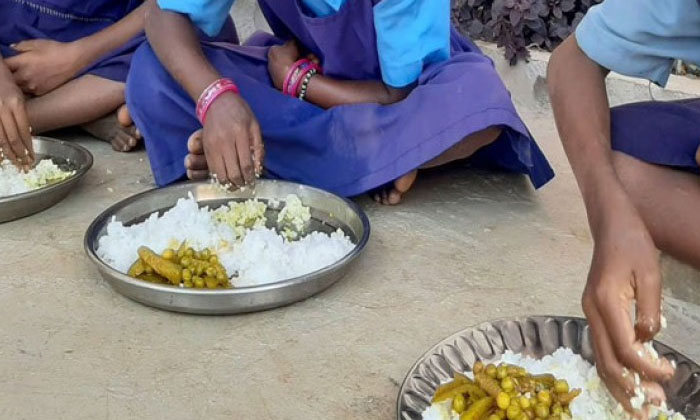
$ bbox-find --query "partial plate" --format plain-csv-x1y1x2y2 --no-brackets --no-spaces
397,316,700,419
0,136,93,223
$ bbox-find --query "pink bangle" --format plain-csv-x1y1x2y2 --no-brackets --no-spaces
282,59,310,96
289,62,322,97
196,78,240,125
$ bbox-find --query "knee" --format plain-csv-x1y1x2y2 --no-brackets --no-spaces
611,151,646,192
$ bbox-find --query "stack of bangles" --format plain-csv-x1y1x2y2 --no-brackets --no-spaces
282,58,322,100
196,78,240,125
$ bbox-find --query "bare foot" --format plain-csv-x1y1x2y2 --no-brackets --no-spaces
373,170,418,205
185,129,209,179
81,104,141,152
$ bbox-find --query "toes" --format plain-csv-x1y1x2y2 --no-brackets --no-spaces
388,189,403,205
187,169,209,180
111,136,128,152
394,170,417,193
117,104,132,127
185,153,208,170
187,129,204,154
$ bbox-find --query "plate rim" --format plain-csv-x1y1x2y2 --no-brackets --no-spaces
0,136,93,203
83,179,371,295
396,315,700,420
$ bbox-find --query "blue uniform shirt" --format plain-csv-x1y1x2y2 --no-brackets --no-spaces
157,0,450,87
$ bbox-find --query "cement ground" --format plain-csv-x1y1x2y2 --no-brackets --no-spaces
1,106,698,419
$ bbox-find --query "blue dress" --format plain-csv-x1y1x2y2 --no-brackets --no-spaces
126,0,555,196
0,0,238,83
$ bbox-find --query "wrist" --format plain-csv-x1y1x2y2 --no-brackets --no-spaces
67,39,94,71
196,78,240,125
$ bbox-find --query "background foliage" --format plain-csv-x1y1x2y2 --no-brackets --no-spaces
452,0,603,65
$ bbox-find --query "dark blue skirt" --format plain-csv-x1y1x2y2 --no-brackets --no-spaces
611,99,700,174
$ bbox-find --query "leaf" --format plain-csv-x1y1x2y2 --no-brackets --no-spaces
561,0,576,12
510,9,522,26
552,6,563,19
467,19,484,36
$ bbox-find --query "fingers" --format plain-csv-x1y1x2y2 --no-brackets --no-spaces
585,295,637,413
234,127,254,185
634,270,662,341
0,108,28,165
0,123,18,163
249,120,264,176
594,279,673,383
221,129,244,187
10,99,34,161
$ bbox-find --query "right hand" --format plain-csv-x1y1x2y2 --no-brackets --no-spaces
582,199,675,417
201,92,264,187
0,72,33,165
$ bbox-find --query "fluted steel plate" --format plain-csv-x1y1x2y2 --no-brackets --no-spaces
397,316,700,419
85,180,370,315
0,136,92,223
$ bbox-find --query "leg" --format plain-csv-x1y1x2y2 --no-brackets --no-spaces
26,75,141,151
372,126,502,205
613,152,700,268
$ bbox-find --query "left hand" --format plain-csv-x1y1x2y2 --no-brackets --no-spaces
267,40,301,91
5,39,84,96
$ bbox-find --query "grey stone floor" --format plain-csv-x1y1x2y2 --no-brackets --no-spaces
0,109,698,419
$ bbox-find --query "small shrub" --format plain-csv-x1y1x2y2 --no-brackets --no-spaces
452,0,604,65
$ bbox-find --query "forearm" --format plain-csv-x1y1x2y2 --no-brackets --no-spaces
145,6,220,101
74,0,154,67
548,37,630,237
305,76,410,109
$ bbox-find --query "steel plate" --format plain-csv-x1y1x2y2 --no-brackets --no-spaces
397,316,700,419
84,180,370,315
0,136,93,223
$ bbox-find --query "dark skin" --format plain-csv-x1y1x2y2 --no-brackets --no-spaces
548,36,679,417
0,0,152,163
146,6,410,187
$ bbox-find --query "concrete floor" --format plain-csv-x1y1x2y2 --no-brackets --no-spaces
1,107,698,419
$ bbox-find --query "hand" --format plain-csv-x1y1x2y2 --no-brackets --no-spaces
582,200,675,417
201,92,264,187
5,39,84,95
267,40,301,90
0,71,33,165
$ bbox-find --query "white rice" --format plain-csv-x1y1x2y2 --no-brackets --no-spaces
96,194,355,287
0,158,74,197
421,348,685,420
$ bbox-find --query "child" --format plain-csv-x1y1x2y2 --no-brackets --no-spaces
548,0,700,414
127,0,554,204
0,0,151,164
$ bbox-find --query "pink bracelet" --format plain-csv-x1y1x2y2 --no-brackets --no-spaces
196,78,240,125
282,59,310,96
289,62,322,97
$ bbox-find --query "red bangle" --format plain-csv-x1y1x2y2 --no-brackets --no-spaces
282,59,310,96
289,63,322,97
196,78,240,125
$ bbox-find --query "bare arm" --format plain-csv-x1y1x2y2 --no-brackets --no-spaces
267,41,411,109
305,77,410,108
73,0,155,67
548,36,674,413
145,5,263,187
145,6,220,101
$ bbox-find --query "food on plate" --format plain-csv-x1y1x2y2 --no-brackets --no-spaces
0,158,75,196
421,348,685,420
97,193,355,288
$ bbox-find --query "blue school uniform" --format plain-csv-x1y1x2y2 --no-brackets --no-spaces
576,0,700,172
126,0,555,195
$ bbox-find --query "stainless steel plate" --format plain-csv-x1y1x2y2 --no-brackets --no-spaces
397,316,700,419
0,136,93,223
84,180,370,315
